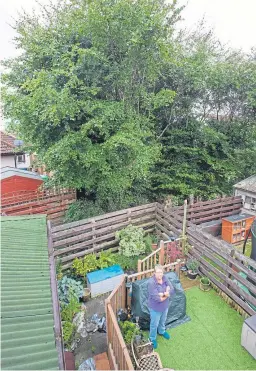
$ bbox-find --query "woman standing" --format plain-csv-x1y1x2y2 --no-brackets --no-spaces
148,264,174,349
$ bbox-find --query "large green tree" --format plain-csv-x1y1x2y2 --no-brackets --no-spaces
151,29,256,200
2,1,255,210
2,0,181,203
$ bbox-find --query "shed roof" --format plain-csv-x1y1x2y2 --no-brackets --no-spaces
222,213,254,222
1,215,59,370
234,175,256,194
1,167,43,182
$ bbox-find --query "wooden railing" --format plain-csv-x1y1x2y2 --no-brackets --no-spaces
105,277,134,370
137,239,184,272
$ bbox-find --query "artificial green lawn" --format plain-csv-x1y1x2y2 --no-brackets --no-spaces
155,287,256,370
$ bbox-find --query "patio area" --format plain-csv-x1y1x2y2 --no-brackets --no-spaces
155,286,256,370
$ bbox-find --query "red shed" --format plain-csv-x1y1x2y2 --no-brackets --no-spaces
1,167,43,197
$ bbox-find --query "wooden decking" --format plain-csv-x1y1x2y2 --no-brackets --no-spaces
94,352,111,371
180,271,199,290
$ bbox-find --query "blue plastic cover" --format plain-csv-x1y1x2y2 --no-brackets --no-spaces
87,265,124,284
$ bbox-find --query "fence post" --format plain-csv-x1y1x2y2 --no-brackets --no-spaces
159,240,165,265
182,200,188,256
137,259,142,272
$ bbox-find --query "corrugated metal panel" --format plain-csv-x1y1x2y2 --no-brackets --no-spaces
1,215,59,370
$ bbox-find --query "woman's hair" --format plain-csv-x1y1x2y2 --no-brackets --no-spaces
154,264,164,273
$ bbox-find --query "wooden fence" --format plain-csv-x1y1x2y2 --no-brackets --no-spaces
105,277,134,371
105,263,180,370
156,206,256,316
52,203,157,269
163,196,243,225
0,188,76,224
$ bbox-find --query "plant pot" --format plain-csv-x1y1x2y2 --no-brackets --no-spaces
200,278,211,291
152,243,158,250
187,270,198,280
82,288,91,302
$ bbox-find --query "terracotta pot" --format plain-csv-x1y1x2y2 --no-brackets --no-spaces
152,243,158,250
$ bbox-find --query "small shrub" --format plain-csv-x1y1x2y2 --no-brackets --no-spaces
58,276,83,304
200,276,210,285
56,258,63,280
62,322,76,349
116,225,146,257
112,254,139,271
97,249,115,269
119,321,140,344
61,295,81,322
72,254,98,278
144,235,153,255
186,258,199,273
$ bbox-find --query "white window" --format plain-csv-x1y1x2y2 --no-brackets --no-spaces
17,154,26,163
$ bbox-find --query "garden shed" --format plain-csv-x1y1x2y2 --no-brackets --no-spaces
1,215,63,370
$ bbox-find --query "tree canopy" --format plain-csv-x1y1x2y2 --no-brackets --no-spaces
2,0,256,210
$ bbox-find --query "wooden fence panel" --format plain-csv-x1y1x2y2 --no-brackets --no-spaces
52,203,157,264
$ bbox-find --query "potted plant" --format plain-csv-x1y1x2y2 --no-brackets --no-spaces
151,234,159,250
200,276,211,291
186,258,199,280
82,287,91,302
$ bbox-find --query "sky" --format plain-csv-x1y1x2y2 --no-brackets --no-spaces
1,0,256,128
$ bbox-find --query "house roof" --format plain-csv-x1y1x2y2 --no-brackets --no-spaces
1,167,43,181
0,131,24,155
234,175,256,194
1,215,59,370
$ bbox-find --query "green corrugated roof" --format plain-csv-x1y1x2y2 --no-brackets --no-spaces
1,215,59,370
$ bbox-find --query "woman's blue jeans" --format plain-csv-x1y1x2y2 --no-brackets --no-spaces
149,308,168,341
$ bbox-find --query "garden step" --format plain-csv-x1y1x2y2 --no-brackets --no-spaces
94,352,111,371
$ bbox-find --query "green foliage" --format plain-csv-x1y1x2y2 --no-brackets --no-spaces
116,225,146,257
97,249,115,269
64,200,104,223
143,234,154,254
57,276,83,304
112,254,139,271
62,322,76,349
2,0,255,204
72,255,98,278
119,321,140,344
64,192,150,223
61,295,81,322
56,258,63,280
186,258,199,273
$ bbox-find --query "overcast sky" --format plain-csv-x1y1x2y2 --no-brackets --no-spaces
1,0,256,128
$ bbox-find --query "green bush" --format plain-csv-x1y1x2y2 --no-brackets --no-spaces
62,322,76,349
57,276,83,304
119,321,140,344
72,249,116,277
65,199,104,223
116,225,146,257
72,254,98,278
61,295,81,322
112,254,139,271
